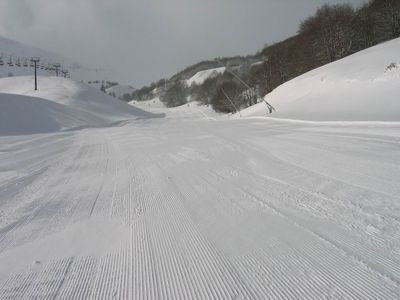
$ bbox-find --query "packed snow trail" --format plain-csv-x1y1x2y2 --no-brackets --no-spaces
0,105,400,299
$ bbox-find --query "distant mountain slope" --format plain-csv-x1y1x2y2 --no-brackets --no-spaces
0,36,61,62
0,36,111,81
106,84,135,100
186,67,226,86
0,76,160,135
239,38,400,122
133,0,400,114
170,56,258,82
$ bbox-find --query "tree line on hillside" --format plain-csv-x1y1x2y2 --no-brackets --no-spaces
251,0,400,97
132,0,400,113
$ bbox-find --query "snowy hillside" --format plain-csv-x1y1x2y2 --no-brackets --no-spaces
186,67,225,86
0,36,111,81
106,84,135,100
0,76,157,135
240,38,400,121
131,97,223,120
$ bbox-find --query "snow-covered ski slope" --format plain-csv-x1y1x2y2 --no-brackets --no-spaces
186,67,226,86
132,97,223,120
1,85,400,299
240,38,400,121
0,76,158,135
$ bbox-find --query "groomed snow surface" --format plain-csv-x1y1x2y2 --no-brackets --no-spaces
1,39,400,298
240,38,400,121
1,103,400,299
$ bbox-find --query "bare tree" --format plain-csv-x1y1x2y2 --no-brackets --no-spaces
161,80,188,107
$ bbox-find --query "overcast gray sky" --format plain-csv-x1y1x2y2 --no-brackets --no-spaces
0,0,366,86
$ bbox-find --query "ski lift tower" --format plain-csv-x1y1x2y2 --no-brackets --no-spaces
53,63,61,77
216,58,276,115
8,56,14,67
31,57,40,91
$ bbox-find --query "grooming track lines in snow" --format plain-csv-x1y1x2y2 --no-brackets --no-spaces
1,65,400,298
0,110,400,299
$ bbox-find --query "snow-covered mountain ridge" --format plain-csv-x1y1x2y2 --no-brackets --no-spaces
0,36,111,82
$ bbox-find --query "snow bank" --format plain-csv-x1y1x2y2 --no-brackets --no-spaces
0,94,66,135
186,67,225,86
239,38,400,121
0,76,158,135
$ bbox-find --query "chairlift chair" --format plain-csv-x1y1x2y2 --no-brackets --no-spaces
23,59,28,67
8,57,14,67
61,70,69,78
16,58,21,67
0,56,3,66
